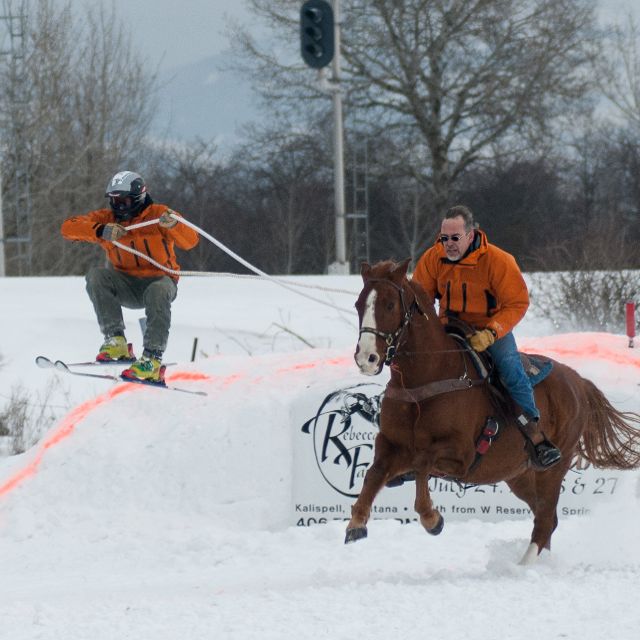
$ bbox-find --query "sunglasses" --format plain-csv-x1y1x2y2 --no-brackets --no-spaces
439,233,466,243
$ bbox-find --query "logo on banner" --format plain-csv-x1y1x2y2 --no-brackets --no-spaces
301,384,383,497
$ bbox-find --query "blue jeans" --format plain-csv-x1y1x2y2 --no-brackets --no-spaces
487,331,539,419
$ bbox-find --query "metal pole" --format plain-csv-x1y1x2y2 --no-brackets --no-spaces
0,167,4,277
328,0,349,275
626,301,636,348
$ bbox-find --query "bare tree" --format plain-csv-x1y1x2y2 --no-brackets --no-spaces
234,0,598,218
598,14,640,131
254,138,326,273
0,0,157,275
144,139,244,273
234,119,334,274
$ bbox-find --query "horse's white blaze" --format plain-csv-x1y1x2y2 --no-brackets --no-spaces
355,289,381,375
519,543,539,565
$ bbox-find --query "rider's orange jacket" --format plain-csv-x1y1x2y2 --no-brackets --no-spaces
412,229,529,339
61,204,199,281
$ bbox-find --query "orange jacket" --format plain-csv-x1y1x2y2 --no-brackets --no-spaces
61,203,199,280
412,229,529,339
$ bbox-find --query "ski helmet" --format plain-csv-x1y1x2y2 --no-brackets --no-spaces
105,171,148,220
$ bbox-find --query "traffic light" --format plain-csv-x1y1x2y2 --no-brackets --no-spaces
300,0,334,69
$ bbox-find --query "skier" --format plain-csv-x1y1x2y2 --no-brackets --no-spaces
61,171,199,383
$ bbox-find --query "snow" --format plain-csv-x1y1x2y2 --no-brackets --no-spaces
0,273,639,639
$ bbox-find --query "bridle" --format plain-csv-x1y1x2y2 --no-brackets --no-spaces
357,277,489,403
358,278,422,366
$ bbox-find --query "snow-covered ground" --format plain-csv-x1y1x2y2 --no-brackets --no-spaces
0,273,639,640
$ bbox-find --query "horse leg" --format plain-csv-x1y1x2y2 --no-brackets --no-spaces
506,473,540,564
507,465,567,564
415,473,444,535
528,466,566,551
345,437,398,544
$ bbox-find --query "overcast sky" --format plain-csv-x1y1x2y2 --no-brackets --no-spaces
71,0,251,71
65,0,639,74
57,0,640,142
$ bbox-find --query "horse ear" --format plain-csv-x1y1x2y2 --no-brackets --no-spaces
391,258,411,281
360,262,372,281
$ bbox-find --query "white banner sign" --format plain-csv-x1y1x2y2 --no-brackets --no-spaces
292,380,634,527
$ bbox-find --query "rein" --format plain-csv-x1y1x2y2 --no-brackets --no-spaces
384,371,487,403
386,332,487,402
358,278,422,366
359,277,488,402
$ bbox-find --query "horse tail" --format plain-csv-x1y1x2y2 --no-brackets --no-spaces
577,379,640,470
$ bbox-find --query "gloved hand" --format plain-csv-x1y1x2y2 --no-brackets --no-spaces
100,223,127,242
159,209,178,229
469,328,496,352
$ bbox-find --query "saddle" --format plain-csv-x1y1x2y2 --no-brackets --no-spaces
443,317,553,389
445,317,555,470
385,319,556,487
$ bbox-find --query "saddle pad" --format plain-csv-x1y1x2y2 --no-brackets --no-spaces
520,353,553,387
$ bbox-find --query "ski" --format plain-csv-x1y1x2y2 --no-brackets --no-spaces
35,356,175,367
36,356,123,372
35,357,207,396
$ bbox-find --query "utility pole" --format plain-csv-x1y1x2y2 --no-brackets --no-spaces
346,132,370,272
327,0,348,274
0,169,4,277
300,0,349,275
0,2,31,276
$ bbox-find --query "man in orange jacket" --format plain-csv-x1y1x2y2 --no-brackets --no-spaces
413,205,560,469
61,171,199,383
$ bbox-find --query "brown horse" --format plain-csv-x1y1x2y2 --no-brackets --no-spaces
347,259,640,563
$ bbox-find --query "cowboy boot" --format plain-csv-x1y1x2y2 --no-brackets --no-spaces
516,414,562,470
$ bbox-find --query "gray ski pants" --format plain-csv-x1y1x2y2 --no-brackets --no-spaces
85,267,177,356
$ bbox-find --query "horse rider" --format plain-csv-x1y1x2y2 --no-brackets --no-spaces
61,171,199,383
412,205,561,469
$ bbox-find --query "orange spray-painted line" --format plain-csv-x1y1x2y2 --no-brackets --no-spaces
166,371,211,382
524,346,640,370
0,370,220,499
0,383,142,498
520,333,640,370
275,355,352,375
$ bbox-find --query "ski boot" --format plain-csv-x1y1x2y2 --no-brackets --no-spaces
96,335,135,363
121,354,165,385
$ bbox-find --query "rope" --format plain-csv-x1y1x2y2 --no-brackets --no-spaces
113,214,358,315
122,218,161,231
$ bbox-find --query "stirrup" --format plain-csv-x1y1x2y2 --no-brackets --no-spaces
526,438,562,470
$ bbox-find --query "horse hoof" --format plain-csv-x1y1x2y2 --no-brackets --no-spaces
519,542,539,565
344,527,368,544
427,513,444,536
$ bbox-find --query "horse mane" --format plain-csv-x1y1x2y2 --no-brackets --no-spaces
406,274,437,319
366,260,401,278
365,259,439,323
